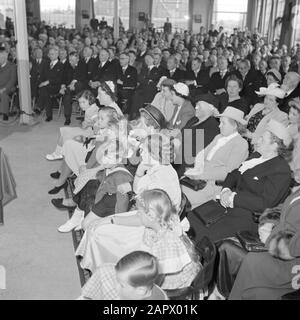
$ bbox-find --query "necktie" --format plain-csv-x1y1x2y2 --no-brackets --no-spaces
50,62,54,69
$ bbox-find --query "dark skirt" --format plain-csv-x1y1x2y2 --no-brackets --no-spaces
187,207,258,243
73,180,100,216
92,194,117,218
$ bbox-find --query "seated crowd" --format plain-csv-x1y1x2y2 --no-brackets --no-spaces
2,21,300,300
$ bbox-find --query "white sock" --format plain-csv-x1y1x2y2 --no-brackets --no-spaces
55,145,63,156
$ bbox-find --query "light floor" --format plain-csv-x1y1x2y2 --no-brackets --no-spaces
0,116,81,300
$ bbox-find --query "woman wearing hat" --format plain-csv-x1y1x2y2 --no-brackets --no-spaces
266,68,282,86
169,83,195,130
182,107,249,209
151,77,177,122
188,119,292,244
244,83,288,151
97,81,123,116
177,101,220,177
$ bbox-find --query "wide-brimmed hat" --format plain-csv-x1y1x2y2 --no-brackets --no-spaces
289,97,300,112
217,106,247,125
255,83,286,99
266,69,282,83
172,83,190,99
267,119,292,147
140,104,167,129
143,133,175,165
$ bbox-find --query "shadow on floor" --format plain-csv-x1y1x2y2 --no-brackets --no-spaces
0,121,34,142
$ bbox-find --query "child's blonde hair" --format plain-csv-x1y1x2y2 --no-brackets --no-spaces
136,189,177,228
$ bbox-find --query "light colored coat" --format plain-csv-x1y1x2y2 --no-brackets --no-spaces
182,133,249,209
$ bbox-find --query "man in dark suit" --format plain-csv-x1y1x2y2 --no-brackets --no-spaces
116,52,138,114
30,48,48,101
89,49,115,93
164,18,172,34
83,46,98,82
165,55,185,82
59,48,70,86
0,48,17,121
208,56,232,95
60,52,88,125
185,57,210,102
36,48,63,122
280,72,300,114
235,59,262,106
130,53,165,119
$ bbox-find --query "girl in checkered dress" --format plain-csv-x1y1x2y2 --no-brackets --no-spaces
76,188,201,291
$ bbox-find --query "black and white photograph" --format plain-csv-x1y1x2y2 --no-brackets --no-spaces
0,0,300,306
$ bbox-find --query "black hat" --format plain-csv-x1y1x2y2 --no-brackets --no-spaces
140,104,167,129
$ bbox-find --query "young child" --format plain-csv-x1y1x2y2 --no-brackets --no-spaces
46,90,99,161
78,251,168,300
55,108,131,233
76,189,201,290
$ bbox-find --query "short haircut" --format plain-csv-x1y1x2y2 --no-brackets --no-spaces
69,52,79,59
225,74,243,90
115,251,159,289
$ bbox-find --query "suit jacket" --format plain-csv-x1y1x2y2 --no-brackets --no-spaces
169,99,195,130
39,61,64,90
116,65,138,90
235,69,262,106
30,58,48,88
280,87,300,114
223,154,292,213
92,60,116,82
192,134,249,181
208,71,232,93
166,68,186,82
64,60,88,87
84,57,99,82
185,69,210,91
0,62,17,92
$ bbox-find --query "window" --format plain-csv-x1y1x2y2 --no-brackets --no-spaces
0,0,14,29
212,0,248,33
94,0,130,31
40,0,75,28
152,0,189,32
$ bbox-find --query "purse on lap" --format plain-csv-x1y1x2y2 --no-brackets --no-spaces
180,177,207,191
192,200,228,228
236,230,268,252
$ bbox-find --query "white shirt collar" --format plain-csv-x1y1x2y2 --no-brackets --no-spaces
170,68,177,74
1,62,7,68
51,60,58,67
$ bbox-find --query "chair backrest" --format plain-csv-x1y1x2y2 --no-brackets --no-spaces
178,192,192,221
191,236,217,290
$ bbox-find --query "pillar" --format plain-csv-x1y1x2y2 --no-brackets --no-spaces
13,0,33,125
75,0,95,31
114,0,119,39
25,0,41,24
246,0,258,32
190,0,213,33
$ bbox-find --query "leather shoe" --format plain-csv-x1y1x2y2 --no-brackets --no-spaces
2,114,8,121
64,119,71,126
34,108,41,115
51,198,76,211
50,171,61,179
45,117,53,122
48,181,68,195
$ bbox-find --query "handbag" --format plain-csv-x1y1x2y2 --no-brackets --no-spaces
192,200,228,228
236,230,268,252
180,177,207,191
